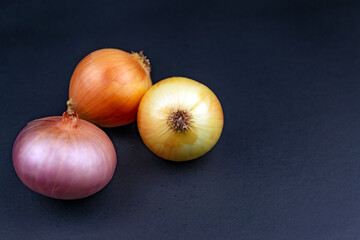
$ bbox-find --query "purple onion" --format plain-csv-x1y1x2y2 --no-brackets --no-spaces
12,101,117,200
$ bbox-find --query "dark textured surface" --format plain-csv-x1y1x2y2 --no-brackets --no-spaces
2,0,360,239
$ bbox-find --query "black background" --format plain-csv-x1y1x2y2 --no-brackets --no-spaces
1,0,360,239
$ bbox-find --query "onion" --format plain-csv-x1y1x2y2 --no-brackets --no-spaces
137,77,224,161
12,100,117,200
69,48,152,127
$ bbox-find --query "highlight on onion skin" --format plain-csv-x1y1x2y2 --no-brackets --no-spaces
12,100,117,200
69,48,152,127
137,77,224,161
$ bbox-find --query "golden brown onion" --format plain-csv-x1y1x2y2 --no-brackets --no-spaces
69,48,152,127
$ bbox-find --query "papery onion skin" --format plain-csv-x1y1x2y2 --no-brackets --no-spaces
12,107,117,200
69,48,152,127
137,77,224,161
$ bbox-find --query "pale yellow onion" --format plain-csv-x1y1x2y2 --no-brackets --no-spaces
137,77,224,161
